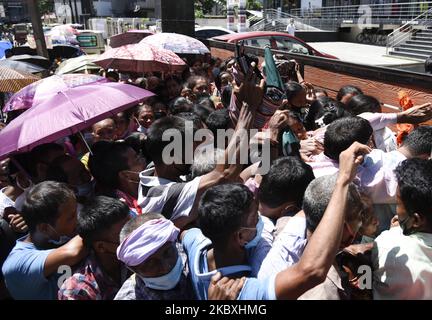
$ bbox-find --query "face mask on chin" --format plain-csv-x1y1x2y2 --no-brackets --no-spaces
75,180,94,199
242,215,264,250
137,254,184,291
46,224,72,247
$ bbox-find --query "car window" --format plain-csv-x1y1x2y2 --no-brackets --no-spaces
243,37,271,48
196,30,211,39
273,36,310,55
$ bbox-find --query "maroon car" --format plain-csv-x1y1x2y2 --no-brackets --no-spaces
213,31,338,59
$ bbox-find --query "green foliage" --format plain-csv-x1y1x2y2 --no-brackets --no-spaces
38,0,54,14
247,0,263,10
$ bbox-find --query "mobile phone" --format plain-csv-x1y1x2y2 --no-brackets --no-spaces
235,40,250,75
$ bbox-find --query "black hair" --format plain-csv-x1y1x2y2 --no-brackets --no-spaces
197,97,215,110
164,75,182,86
88,141,131,190
206,109,231,137
346,94,381,116
21,181,76,232
315,88,328,96
77,196,129,247
258,157,315,208
395,158,432,226
145,116,196,165
401,126,432,157
106,71,119,82
304,97,350,131
198,183,254,246
284,81,304,102
175,112,203,130
46,155,73,183
124,132,148,160
193,102,214,123
336,85,363,102
28,143,64,178
169,97,193,115
425,56,432,74
324,117,373,161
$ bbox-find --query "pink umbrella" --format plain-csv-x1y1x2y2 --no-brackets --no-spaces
109,30,154,48
140,33,210,55
3,74,107,113
0,82,154,160
94,42,187,73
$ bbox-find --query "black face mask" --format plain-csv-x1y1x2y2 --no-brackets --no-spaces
154,111,167,120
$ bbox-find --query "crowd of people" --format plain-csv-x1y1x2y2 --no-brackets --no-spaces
1,49,432,301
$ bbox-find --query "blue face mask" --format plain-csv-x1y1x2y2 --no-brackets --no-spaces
244,215,264,250
75,180,94,198
47,225,71,246
139,254,184,291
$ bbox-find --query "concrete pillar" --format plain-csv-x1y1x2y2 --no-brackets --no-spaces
238,0,247,32
156,0,195,37
227,0,235,31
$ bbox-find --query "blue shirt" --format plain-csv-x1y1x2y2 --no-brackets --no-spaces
182,228,276,300
2,238,59,300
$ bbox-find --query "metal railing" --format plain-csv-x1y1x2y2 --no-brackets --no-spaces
250,8,324,32
290,1,432,25
386,7,432,55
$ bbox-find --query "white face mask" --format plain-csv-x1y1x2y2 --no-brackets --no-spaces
137,255,184,291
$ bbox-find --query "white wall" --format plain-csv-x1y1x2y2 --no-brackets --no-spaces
196,18,229,28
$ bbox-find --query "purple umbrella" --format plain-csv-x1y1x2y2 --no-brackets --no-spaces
3,74,107,113
0,82,154,160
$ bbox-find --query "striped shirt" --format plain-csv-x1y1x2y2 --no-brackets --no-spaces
137,168,201,221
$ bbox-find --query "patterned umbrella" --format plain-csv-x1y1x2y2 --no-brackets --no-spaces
0,82,154,160
8,54,51,69
109,30,154,48
94,42,187,73
3,74,106,112
55,55,101,75
140,33,210,55
0,67,40,93
0,60,46,74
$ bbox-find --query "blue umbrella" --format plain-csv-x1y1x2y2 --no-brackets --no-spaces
0,40,12,59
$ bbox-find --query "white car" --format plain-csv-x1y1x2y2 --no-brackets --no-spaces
195,26,236,40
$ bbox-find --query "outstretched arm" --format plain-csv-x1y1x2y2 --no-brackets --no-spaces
274,142,372,299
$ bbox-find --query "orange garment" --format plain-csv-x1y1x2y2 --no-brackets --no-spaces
396,91,415,145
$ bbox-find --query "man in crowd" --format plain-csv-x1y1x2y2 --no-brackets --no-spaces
59,196,131,300
115,214,195,300
2,181,87,299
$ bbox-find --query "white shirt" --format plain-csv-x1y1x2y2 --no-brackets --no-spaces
286,24,296,36
373,227,432,299
249,215,275,277
0,187,15,218
138,168,201,221
258,216,307,280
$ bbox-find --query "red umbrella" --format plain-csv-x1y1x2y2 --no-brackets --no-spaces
109,30,154,48
94,42,187,73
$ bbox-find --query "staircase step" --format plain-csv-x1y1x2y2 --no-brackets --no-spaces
394,46,432,55
406,39,432,46
412,35,432,41
400,43,432,50
389,51,429,60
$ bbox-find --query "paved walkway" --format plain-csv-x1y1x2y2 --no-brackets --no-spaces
307,42,423,67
